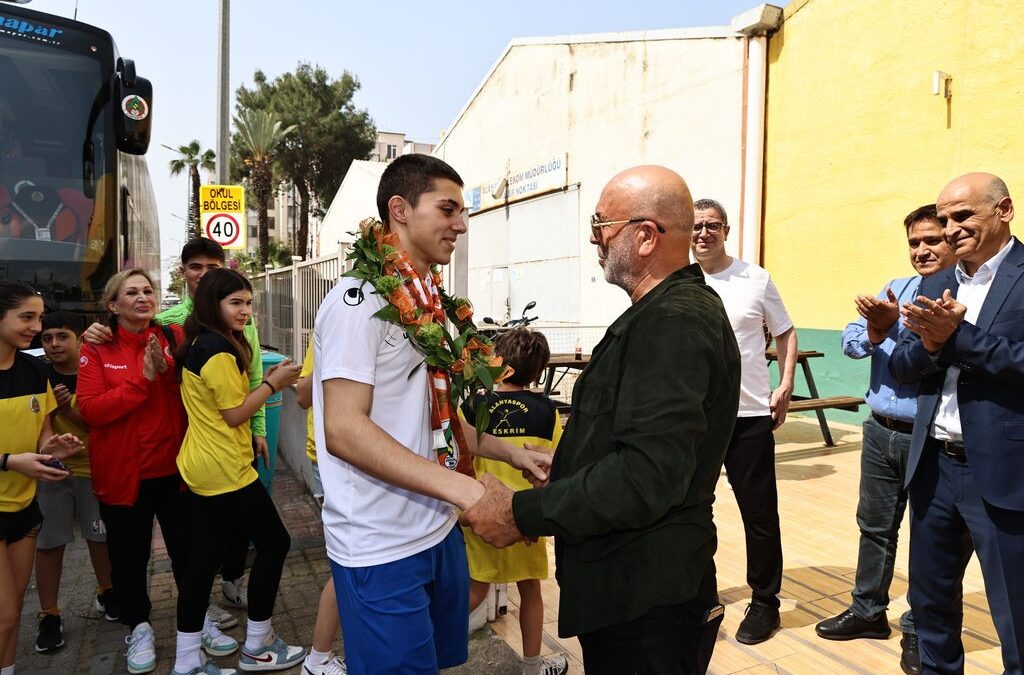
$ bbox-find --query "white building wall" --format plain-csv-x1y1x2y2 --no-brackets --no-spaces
436,32,748,333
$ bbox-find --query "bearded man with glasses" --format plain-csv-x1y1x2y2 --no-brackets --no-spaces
462,166,741,674
691,198,798,645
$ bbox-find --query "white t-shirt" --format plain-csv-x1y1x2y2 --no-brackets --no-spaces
312,276,455,567
703,258,793,417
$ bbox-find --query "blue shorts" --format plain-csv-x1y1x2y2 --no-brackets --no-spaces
331,525,469,674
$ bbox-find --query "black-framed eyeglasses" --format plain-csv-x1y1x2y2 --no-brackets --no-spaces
693,221,725,233
590,214,666,235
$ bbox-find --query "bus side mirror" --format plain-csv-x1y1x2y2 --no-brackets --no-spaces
113,58,152,155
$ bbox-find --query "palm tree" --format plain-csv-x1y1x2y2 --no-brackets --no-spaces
165,140,216,239
233,110,295,266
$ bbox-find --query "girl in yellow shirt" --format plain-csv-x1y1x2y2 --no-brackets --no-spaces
0,280,82,675
172,269,302,675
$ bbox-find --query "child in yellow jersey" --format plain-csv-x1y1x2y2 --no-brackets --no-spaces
35,310,117,655
172,269,302,675
0,281,83,675
459,329,569,675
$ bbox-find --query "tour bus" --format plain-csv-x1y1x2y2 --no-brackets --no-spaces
0,1,158,315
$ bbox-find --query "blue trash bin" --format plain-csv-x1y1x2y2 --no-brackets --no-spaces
257,350,285,493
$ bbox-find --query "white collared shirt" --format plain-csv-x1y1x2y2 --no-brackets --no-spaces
931,238,1015,440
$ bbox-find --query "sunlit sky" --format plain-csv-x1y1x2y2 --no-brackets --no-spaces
20,0,789,284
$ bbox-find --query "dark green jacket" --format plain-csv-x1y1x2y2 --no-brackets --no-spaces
513,264,740,637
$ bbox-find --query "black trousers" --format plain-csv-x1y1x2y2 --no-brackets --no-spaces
723,415,783,607
578,562,723,675
177,478,290,633
98,474,191,630
220,528,250,582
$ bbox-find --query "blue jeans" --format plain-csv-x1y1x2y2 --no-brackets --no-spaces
850,416,914,634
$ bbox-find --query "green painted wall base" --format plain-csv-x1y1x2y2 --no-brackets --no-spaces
770,327,870,426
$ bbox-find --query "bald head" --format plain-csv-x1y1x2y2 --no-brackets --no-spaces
940,172,1010,206
937,172,1014,275
600,165,695,232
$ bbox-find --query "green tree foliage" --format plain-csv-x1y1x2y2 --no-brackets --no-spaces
167,265,185,297
231,110,295,267
231,239,295,277
234,64,376,259
166,140,216,239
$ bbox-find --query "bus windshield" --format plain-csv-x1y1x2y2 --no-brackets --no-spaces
0,23,116,310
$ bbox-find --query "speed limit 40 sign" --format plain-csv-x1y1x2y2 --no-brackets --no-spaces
200,185,247,250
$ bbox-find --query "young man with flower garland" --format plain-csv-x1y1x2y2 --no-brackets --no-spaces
312,154,551,674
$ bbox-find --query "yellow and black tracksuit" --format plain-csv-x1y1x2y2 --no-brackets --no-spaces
0,352,57,542
176,331,290,634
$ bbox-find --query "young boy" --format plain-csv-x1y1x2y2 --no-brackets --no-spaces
461,329,568,675
35,310,117,653
313,154,550,672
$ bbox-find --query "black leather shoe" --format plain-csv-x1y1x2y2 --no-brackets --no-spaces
735,600,781,645
815,609,891,640
900,633,922,675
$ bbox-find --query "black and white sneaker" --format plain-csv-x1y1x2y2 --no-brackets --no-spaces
94,588,120,621
35,613,64,653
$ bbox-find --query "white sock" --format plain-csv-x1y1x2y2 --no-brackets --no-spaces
173,630,202,673
1,664,15,675
305,647,331,669
523,654,541,675
244,617,272,652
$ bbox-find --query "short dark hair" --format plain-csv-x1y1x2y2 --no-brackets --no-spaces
42,310,85,335
376,154,463,225
904,204,939,232
693,198,728,225
180,237,226,265
494,328,550,387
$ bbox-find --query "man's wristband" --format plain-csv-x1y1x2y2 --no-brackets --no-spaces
1,453,9,471
261,380,276,394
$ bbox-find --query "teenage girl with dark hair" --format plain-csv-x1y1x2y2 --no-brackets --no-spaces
0,280,83,675
172,268,302,675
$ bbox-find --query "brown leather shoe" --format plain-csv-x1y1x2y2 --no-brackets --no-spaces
815,609,891,640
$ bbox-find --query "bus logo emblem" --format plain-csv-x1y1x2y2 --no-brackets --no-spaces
121,95,149,121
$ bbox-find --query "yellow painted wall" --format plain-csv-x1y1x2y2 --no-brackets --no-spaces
763,0,1024,330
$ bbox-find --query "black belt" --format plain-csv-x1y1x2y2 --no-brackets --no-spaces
871,413,914,435
926,436,966,462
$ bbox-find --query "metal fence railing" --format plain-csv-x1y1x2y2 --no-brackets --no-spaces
251,252,350,361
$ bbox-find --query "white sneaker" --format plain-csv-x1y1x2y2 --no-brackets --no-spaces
172,653,238,675
202,615,240,657
468,601,488,633
303,654,347,675
532,653,569,675
208,602,239,630
125,622,157,674
239,632,306,671
222,577,248,610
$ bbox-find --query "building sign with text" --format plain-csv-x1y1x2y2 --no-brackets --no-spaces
465,154,567,214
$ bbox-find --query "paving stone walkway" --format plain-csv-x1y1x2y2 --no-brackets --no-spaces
17,461,522,674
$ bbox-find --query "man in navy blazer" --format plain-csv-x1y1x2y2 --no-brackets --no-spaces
891,172,1024,674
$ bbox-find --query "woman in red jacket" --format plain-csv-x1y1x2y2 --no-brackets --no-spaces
77,268,191,674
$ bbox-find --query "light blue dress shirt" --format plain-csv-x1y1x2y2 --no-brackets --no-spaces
841,276,921,423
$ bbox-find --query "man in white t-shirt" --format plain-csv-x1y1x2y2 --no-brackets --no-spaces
312,154,551,674
692,198,797,645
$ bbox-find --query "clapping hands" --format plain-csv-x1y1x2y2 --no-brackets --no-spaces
142,334,168,381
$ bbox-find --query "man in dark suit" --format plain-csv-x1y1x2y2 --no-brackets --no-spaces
891,172,1024,674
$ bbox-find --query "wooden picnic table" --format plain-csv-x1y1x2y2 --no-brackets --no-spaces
541,353,589,399
544,349,861,446
766,348,862,446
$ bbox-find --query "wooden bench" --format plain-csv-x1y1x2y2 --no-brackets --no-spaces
788,396,863,414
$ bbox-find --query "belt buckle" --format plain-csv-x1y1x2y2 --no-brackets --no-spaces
939,440,966,461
